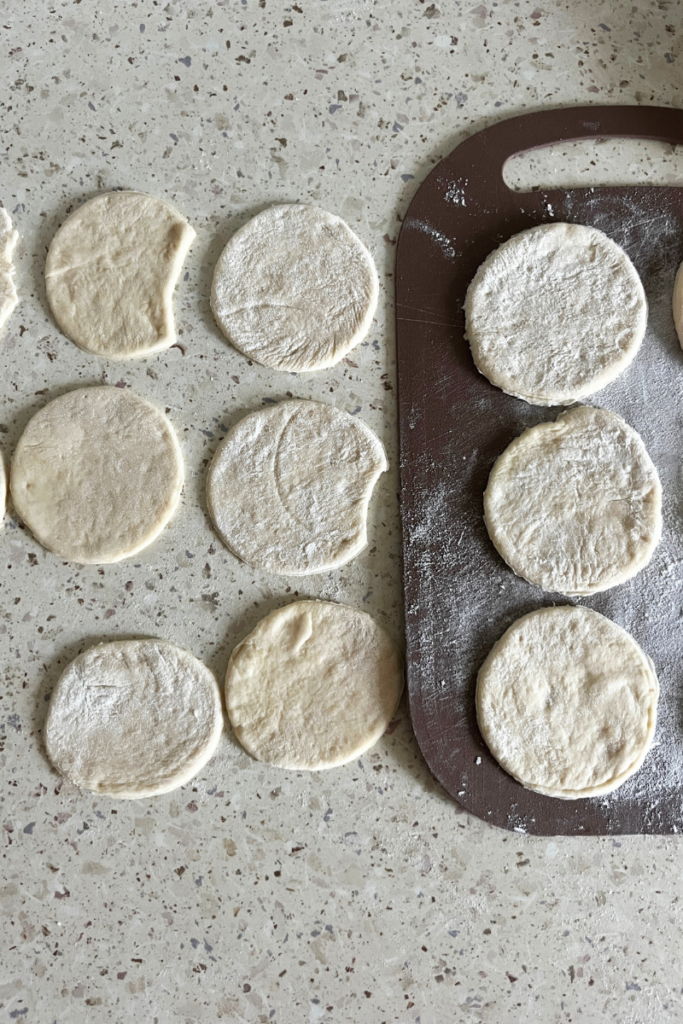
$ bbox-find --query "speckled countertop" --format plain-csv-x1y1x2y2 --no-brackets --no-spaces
1,2,682,1021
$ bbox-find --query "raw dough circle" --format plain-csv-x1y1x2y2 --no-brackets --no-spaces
211,204,379,372
11,386,184,564
207,400,387,576
465,222,647,406
476,605,658,799
45,639,223,799
672,261,683,350
0,449,6,525
484,406,661,596
46,190,195,359
225,601,404,770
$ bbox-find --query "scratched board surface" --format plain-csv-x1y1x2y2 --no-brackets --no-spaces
395,106,683,835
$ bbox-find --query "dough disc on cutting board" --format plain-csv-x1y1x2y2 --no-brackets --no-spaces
11,386,183,564
46,190,195,359
484,405,661,596
476,605,658,800
0,208,18,331
207,399,387,576
45,639,223,799
211,204,378,371
225,601,404,770
465,222,647,406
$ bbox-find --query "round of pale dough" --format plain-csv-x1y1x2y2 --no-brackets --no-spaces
476,605,658,800
210,204,379,372
484,406,661,596
225,601,404,770
465,222,647,406
0,449,6,525
11,387,184,564
45,190,195,359
207,400,387,576
45,639,223,799
672,262,683,351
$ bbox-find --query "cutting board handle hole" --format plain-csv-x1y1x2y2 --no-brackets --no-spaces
503,138,683,193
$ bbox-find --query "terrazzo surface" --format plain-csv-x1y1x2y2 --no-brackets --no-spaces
1,0,683,1021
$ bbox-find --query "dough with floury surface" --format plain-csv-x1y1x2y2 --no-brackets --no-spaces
476,606,658,800
45,639,223,799
211,204,378,372
484,405,661,596
225,601,404,770
207,399,387,576
45,190,195,359
0,449,6,525
0,208,18,331
11,386,184,564
465,222,647,406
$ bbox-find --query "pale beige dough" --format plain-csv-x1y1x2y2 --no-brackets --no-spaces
0,449,6,525
45,639,223,799
211,204,379,371
476,606,658,799
225,601,404,770
11,386,183,564
207,400,387,576
465,222,647,406
672,261,683,350
484,406,661,596
0,208,18,331
45,190,195,359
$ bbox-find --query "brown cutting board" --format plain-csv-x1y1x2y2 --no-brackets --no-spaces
395,105,683,836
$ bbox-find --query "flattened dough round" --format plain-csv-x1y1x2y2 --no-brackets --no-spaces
225,601,404,770
484,406,661,596
672,261,683,350
477,606,658,799
0,450,6,525
0,207,18,331
46,191,195,359
465,222,647,406
11,387,184,564
207,400,387,576
45,639,223,799
211,204,378,371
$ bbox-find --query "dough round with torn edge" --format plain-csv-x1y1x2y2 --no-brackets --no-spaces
45,639,223,799
0,207,18,332
484,405,661,596
225,601,404,770
11,386,184,564
465,222,647,406
45,190,195,359
476,605,658,800
207,399,387,576
211,204,378,372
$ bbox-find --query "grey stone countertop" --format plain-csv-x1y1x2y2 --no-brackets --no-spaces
1,1,682,1021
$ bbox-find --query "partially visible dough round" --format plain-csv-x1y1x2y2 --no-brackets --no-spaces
484,405,661,596
225,601,404,770
465,222,647,406
0,208,18,331
11,387,184,564
476,605,658,799
207,400,387,576
211,204,378,371
46,191,195,359
0,449,6,525
45,639,223,799
672,261,683,350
